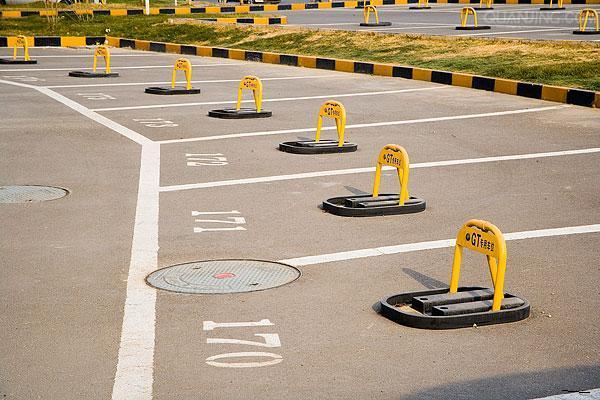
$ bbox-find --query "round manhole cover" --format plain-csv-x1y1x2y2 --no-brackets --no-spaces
0,185,68,203
146,259,301,294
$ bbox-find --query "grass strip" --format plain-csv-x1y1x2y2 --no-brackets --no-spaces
1,16,599,91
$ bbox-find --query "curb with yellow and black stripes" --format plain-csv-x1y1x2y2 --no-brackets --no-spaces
2,0,599,18
0,35,598,108
106,36,599,108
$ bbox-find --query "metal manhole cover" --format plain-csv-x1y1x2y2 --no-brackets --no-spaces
0,185,68,203
146,259,301,294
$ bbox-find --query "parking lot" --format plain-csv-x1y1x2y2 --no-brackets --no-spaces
280,4,600,40
1,45,599,399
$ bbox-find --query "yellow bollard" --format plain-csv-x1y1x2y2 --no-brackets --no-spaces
93,45,111,73
171,58,192,90
540,0,564,10
575,9,599,34
363,5,380,24
236,75,263,113
456,7,490,30
460,7,477,27
13,35,30,61
474,0,493,10
372,145,410,206
315,100,346,147
409,0,431,10
449,220,507,312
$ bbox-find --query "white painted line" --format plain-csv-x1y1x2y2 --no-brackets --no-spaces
279,224,600,266
44,74,342,89
91,87,446,112
455,27,573,37
0,78,159,400
531,388,600,399
0,62,239,72
157,105,568,145
365,24,455,32
159,147,600,192
112,142,160,400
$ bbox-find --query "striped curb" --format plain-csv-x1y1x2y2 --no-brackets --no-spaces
2,0,599,18
106,36,599,108
0,35,598,108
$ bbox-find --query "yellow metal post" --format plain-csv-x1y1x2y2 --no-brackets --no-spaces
371,144,410,205
13,35,30,61
314,100,347,147
171,58,192,89
364,5,379,24
578,9,599,32
93,45,111,73
449,219,507,311
460,7,478,28
236,75,263,112
479,0,492,9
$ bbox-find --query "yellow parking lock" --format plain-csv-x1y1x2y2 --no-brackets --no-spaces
450,219,507,311
93,45,111,73
360,5,391,25
1,36,37,65
372,145,410,205
68,45,119,78
456,7,491,30
315,100,346,147
172,58,192,90
236,75,264,113
209,76,271,118
574,9,600,34
409,0,431,10
363,6,379,24
14,35,30,61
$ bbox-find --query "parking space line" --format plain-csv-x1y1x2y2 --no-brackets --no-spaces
455,27,574,37
0,63,240,73
279,224,600,266
11,54,162,58
159,147,600,192
0,77,159,400
45,74,342,89
157,105,568,145
91,87,446,112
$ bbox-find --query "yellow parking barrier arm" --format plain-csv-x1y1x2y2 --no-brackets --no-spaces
460,7,478,28
578,9,599,32
372,144,410,205
14,35,30,61
364,6,379,24
93,45,111,73
171,58,192,90
479,0,492,9
315,100,346,147
449,219,507,311
236,75,263,113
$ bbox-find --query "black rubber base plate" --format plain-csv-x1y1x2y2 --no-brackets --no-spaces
573,30,600,35
0,59,37,64
322,193,426,217
69,71,119,78
472,6,494,10
409,6,431,9
455,26,491,30
539,6,565,10
379,286,530,329
208,108,272,119
360,22,392,26
145,86,201,95
279,140,357,154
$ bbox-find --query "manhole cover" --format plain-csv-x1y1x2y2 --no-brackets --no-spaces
0,185,68,203
146,259,301,294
